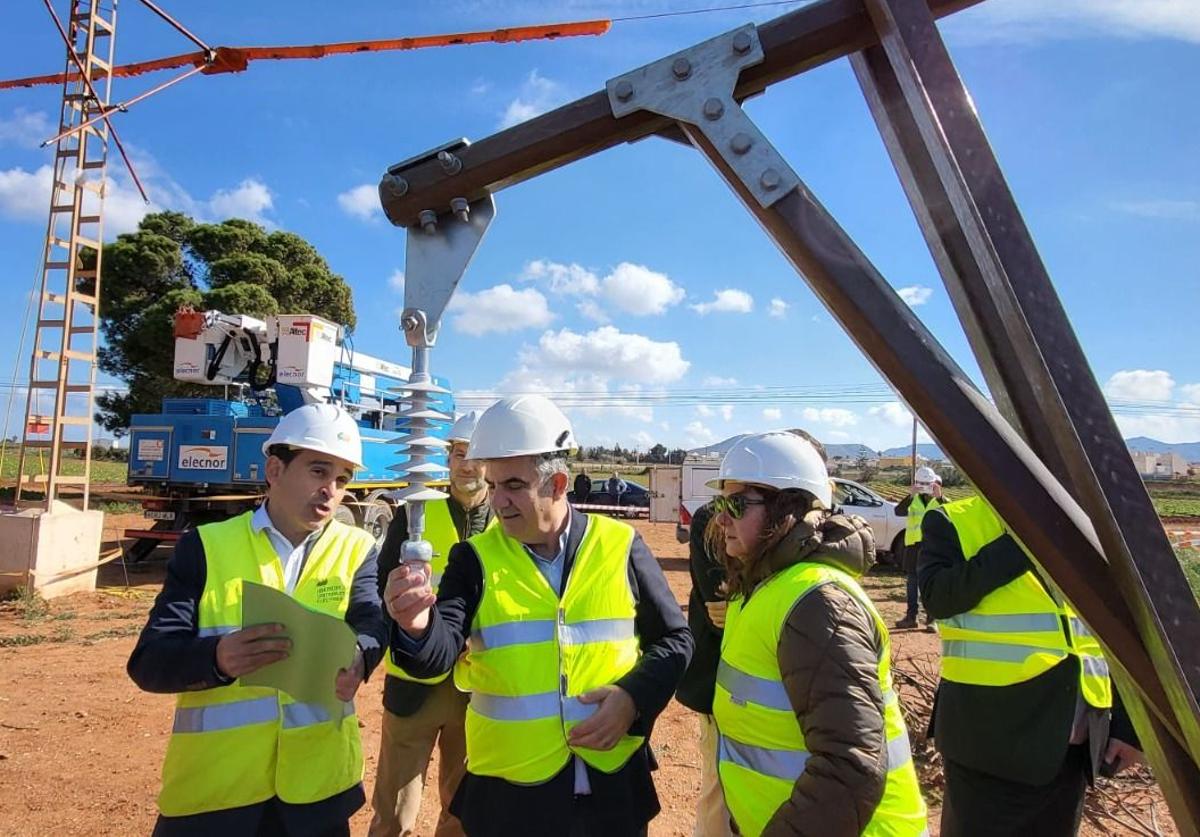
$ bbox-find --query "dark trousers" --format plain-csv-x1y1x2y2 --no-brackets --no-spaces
152,798,353,837
941,745,1088,837
904,569,920,620
566,796,648,837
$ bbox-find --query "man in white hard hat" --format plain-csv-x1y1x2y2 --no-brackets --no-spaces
369,410,492,837
893,465,942,631
385,395,693,837
128,402,387,837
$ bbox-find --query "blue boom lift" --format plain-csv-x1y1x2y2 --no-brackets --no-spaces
121,308,452,561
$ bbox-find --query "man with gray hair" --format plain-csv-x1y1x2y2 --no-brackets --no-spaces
385,394,692,837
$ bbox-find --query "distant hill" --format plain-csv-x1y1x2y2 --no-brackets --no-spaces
880,443,945,460
826,443,876,460
690,435,1200,464
1124,437,1200,461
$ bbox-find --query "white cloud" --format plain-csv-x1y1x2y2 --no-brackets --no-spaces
0,108,52,148
500,70,567,129
471,79,493,96
523,260,599,296
696,405,714,418
522,259,685,318
337,183,381,221
207,179,274,225
576,299,609,323
869,401,914,427
768,298,789,319
1109,199,1200,222
3,149,275,239
0,164,54,222
950,0,1200,44
631,430,656,449
720,405,735,422
389,270,405,293
1181,384,1200,406
1103,369,1175,402
897,285,933,307
601,263,685,316
691,288,754,315
685,420,716,446
448,284,554,336
703,376,738,387
763,408,783,421
519,325,689,384
801,407,859,427
1112,413,1200,445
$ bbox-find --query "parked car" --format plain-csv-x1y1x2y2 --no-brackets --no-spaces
569,478,651,509
674,465,906,563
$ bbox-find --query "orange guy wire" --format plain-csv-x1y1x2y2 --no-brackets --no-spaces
0,20,612,90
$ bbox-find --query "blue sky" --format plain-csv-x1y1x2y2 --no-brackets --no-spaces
1,0,1197,453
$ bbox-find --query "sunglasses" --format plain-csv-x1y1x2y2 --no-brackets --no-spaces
713,493,767,520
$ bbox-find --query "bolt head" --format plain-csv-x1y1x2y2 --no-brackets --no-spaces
732,31,753,55
731,133,753,155
418,209,438,234
703,98,725,121
615,80,634,102
401,315,419,331
760,168,782,190
672,57,692,80
381,173,408,198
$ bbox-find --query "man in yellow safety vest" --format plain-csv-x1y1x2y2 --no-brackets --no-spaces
919,495,1144,836
384,394,693,837
893,465,941,631
369,410,492,837
128,403,387,836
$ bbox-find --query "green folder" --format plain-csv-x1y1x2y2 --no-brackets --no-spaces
239,580,358,722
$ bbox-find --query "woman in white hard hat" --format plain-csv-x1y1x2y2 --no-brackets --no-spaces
708,431,927,837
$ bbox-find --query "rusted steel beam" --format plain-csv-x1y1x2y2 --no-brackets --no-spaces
378,0,982,228
853,0,1200,770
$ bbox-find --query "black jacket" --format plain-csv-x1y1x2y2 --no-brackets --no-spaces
675,501,725,715
127,519,387,833
376,497,493,716
918,508,1138,786
390,509,693,837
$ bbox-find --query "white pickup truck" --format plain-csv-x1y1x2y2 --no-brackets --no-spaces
657,461,907,562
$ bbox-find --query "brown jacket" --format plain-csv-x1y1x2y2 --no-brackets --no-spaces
738,512,889,837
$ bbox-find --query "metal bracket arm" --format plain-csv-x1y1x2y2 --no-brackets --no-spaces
606,25,799,209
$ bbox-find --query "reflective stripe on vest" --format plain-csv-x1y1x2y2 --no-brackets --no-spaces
905,494,940,547
933,497,1112,708
454,514,644,784
718,727,914,781
385,498,461,685
157,512,371,817
714,563,927,837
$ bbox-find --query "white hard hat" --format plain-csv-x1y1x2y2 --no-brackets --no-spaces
915,466,941,484
448,410,482,444
467,395,577,460
262,402,364,470
706,431,833,509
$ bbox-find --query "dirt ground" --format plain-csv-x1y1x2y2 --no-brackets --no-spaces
0,516,1176,835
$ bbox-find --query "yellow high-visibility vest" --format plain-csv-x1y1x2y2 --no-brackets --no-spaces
904,494,941,547
714,561,928,837
453,515,643,784
158,511,373,816
934,497,1111,709
385,499,460,685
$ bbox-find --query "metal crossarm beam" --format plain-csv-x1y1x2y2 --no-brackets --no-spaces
378,0,982,228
